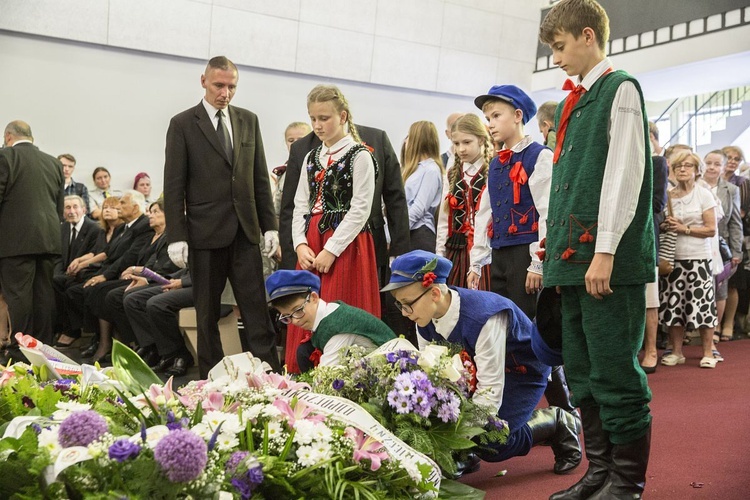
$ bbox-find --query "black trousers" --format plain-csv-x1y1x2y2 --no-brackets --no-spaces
52,272,79,333
490,245,537,320
101,284,137,345
190,229,281,378
0,254,57,344
123,284,193,358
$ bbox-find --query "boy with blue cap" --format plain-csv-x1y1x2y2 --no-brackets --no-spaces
383,250,580,474
469,84,579,434
266,269,395,371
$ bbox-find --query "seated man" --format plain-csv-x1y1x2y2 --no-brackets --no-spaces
265,270,396,372
383,250,580,474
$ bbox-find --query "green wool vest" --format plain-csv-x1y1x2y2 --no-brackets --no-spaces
312,302,396,350
543,70,655,286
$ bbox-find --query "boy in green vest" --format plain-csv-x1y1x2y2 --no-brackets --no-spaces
266,270,395,372
539,1,654,499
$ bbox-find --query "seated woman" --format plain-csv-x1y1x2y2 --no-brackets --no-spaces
266,270,396,372
659,151,719,369
88,167,122,219
133,172,154,206
402,121,444,252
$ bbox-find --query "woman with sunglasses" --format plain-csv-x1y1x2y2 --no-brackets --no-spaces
266,270,395,372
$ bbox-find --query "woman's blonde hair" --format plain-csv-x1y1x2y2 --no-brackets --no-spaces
446,114,493,198
401,121,444,182
306,85,361,143
670,150,703,177
99,196,124,231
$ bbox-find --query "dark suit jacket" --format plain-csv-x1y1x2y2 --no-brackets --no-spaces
164,102,276,249
141,233,180,277
652,155,668,253
0,142,64,258
279,125,409,270
56,217,102,275
99,214,155,280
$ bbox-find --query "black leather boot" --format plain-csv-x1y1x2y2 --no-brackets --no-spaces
544,366,582,433
449,452,481,479
587,426,650,499
550,406,612,500
528,407,582,474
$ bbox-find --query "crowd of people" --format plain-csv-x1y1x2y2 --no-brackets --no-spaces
0,0,748,497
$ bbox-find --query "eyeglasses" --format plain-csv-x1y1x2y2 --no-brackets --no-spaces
278,295,310,324
726,156,742,162
394,287,433,314
673,163,698,171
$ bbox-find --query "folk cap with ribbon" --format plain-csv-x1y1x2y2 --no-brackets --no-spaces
381,250,453,292
474,85,538,125
265,269,321,302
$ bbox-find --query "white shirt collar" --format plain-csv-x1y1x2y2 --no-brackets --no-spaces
72,218,85,232
463,157,485,177
324,135,354,153
12,140,32,146
508,135,532,152
312,299,340,332
580,57,613,91
202,98,226,119
432,289,460,339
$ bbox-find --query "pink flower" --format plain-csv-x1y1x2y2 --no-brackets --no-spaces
136,376,178,408
246,372,310,391
345,427,389,471
272,399,324,427
0,367,16,387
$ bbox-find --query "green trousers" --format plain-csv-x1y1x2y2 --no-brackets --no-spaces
560,284,652,444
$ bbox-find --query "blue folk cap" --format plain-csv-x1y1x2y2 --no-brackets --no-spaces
381,250,453,292
474,85,537,124
265,270,321,302
531,287,564,366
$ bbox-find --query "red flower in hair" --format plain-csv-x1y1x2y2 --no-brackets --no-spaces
309,348,322,367
422,272,437,288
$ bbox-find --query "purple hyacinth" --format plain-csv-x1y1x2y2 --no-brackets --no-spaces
153,429,208,483
226,451,250,474
109,439,141,462
58,410,109,447
227,452,264,500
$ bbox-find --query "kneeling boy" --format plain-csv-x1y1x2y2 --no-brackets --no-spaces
266,270,396,372
383,250,580,474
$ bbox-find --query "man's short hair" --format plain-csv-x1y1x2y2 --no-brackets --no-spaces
537,101,558,124
58,153,76,165
123,189,146,208
206,56,238,74
539,0,610,52
64,194,86,208
4,120,33,140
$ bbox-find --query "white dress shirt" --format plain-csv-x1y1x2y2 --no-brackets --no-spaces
470,136,553,276
313,299,377,366
435,157,485,256
292,135,375,257
417,289,508,412
202,99,234,149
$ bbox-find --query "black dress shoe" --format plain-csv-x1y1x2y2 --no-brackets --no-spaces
0,346,29,366
154,355,175,373
81,339,99,358
92,352,112,366
450,453,481,479
136,345,160,368
165,355,193,377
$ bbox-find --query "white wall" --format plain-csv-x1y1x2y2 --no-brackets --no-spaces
0,31,513,195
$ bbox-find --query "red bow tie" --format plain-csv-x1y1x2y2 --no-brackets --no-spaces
498,149,513,164
562,79,585,94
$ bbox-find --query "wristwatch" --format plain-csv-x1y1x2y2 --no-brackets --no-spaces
685,226,691,235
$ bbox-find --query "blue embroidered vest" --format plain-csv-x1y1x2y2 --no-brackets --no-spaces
488,142,546,249
417,287,548,378
304,143,377,234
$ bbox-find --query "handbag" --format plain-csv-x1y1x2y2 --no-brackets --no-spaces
658,192,677,276
718,236,732,264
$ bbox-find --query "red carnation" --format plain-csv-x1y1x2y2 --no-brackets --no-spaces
422,272,437,287
309,348,323,367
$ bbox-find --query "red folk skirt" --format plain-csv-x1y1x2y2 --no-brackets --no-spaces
285,215,381,373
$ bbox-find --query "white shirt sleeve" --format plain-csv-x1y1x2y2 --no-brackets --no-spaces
596,81,647,254
528,148,554,274
470,312,508,413
292,152,312,251
435,203,450,257
322,150,376,257
469,189,492,275
319,334,376,367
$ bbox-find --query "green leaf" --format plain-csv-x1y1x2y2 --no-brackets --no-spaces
111,340,162,395
438,478,486,499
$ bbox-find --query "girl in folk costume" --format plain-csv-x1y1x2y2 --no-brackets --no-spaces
435,113,493,289
288,84,380,373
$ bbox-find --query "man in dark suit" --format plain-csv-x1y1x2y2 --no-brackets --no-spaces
53,194,102,346
164,56,282,378
279,124,410,334
0,120,64,351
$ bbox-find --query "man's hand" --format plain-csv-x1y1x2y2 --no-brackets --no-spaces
125,276,148,292
296,244,316,270
525,272,543,294
84,275,106,288
585,253,614,299
467,271,481,290
168,241,189,268
313,249,336,274
264,230,280,258
161,279,183,292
